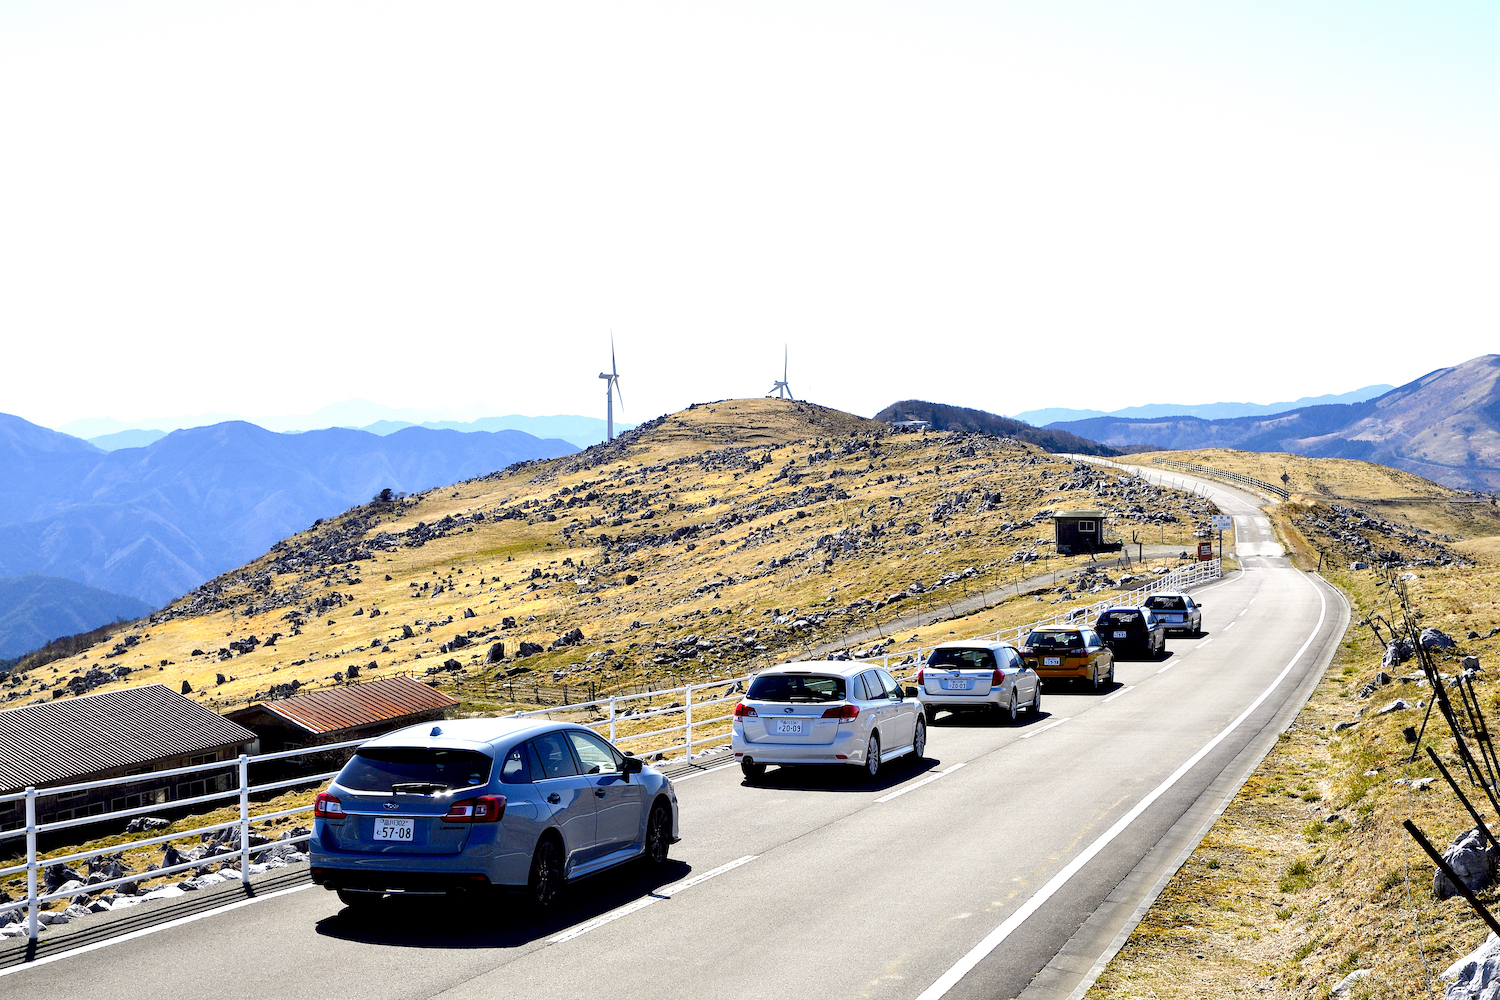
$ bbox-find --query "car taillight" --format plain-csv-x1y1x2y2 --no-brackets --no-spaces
444,795,505,823
734,702,757,718
1071,648,1086,656
992,669,1004,685
916,669,924,684
314,793,343,818
821,704,860,722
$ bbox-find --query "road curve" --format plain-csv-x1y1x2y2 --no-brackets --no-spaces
1,474,1346,1000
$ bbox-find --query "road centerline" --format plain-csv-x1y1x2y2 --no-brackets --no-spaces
1019,718,1070,740
875,762,967,804
546,854,758,944
1101,686,1135,704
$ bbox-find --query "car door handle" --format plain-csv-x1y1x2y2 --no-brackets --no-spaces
595,789,607,798
547,793,562,804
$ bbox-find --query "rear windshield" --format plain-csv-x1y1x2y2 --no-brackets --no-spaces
747,674,846,703
1144,596,1185,611
1098,611,1144,627
1025,631,1082,648
927,648,996,670
339,748,494,792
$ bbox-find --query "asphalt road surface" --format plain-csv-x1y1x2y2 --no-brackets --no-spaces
1,473,1347,1000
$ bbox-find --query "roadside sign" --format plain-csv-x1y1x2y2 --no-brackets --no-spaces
1198,541,1214,561
1210,515,1233,530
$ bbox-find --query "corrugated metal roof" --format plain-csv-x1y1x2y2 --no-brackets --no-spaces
0,684,257,791
245,675,458,736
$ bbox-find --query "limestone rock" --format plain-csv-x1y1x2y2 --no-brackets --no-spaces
1435,828,1497,900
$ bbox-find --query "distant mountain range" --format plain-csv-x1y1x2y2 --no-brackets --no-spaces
1013,384,1394,427
1046,355,1500,491
0,575,152,660
59,400,631,450
0,415,577,610
874,400,1119,456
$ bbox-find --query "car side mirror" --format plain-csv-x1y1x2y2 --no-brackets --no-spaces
621,756,644,780
904,686,918,699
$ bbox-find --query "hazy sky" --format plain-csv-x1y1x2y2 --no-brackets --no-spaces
3,2,1495,429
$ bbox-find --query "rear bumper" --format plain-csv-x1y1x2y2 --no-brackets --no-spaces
309,865,497,894
732,729,866,765
915,690,1003,711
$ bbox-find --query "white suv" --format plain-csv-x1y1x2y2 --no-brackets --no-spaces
916,641,1041,724
732,662,926,782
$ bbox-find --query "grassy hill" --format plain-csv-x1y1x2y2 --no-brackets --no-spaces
874,399,1121,456
4,398,1215,714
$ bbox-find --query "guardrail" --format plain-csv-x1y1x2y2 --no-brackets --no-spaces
1149,458,1289,500
2,559,1220,941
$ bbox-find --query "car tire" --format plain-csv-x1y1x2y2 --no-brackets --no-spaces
1029,686,1042,716
865,732,882,780
644,800,671,865
741,760,766,782
527,835,565,910
336,889,382,909
1091,667,1102,692
1005,692,1019,724
911,717,927,760
1108,662,1116,684
923,705,937,726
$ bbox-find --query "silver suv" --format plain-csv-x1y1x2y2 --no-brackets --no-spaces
916,641,1041,724
732,662,926,782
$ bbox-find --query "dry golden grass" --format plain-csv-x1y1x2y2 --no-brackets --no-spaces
10,399,1214,721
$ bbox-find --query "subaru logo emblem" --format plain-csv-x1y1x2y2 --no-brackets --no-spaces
784,707,794,714
383,802,399,811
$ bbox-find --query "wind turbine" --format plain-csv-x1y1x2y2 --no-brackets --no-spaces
599,335,624,442
767,345,794,400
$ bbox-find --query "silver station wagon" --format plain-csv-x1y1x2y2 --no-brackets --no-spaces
731,661,926,781
915,641,1042,723
309,718,679,909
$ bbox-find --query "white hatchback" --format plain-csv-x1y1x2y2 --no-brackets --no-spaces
731,662,926,782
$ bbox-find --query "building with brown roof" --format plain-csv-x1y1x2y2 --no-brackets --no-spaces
225,675,459,755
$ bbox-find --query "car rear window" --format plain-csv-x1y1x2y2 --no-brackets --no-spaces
1098,611,1144,627
747,674,846,702
1025,631,1082,648
1144,596,1185,611
927,648,997,670
339,748,494,791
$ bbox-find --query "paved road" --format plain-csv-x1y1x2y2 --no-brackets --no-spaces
1,475,1344,1000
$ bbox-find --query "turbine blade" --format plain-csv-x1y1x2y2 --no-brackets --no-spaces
611,332,617,377
613,378,624,413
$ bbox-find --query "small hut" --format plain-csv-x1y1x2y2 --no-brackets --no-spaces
1052,509,1116,554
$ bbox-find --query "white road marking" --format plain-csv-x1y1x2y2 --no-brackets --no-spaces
1155,662,1175,675
546,854,757,944
914,575,1329,1000
0,883,317,978
1195,638,1214,650
669,761,738,783
1225,621,1236,631
1238,609,1247,617
875,762,968,804
1019,718,1070,740
1102,686,1135,704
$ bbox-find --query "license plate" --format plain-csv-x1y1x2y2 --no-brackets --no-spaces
941,679,973,691
1044,657,1061,666
775,719,804,734
1113,631,1127,639
372,817,414,842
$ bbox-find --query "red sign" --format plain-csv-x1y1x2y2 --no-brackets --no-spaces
1198,541,1214,561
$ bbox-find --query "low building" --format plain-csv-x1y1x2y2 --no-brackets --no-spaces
225,675,459,756
0,684,258,831
1053,509,1118,554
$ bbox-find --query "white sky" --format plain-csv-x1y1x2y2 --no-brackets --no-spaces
2,1,1495,429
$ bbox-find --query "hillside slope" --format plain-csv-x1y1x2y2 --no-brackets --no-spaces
874,400,1119,456
0,415,577,606
3,398,1214,713
1049,355,1500,490
0,575,152,659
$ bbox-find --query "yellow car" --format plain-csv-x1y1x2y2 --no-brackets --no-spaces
1019,627,1115,691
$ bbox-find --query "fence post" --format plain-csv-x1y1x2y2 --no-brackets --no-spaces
238,755,250,884
609,696,617,744
684,684,693,760
25,787,37,941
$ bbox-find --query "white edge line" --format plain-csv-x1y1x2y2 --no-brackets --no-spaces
1018,718,1070,740
1101,685,1135,704
914,574,1328,1000
0,883,316,978
546,854,757,944
874,762,967,804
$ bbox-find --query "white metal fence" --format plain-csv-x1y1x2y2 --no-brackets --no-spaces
1,559,1220,942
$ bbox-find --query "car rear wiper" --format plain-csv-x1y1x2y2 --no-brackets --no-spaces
390,782,445,795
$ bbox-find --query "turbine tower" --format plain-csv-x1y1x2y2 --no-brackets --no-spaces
767,345,794,400
599,336,624,442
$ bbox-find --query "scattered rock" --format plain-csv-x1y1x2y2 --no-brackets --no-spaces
1333,720,1358,733
1422,628,1457,651
517,642,544,658
1330,969,1369,996
1376,698,1411,716
1443,932,1500,998
486,642,506,664
463,608,476,619
125,817,170,834
180,680,192,694
1435,828,1498,900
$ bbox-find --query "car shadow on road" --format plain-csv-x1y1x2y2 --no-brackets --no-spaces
740,753,942,793
927,709,1057,727
313,858,694,949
